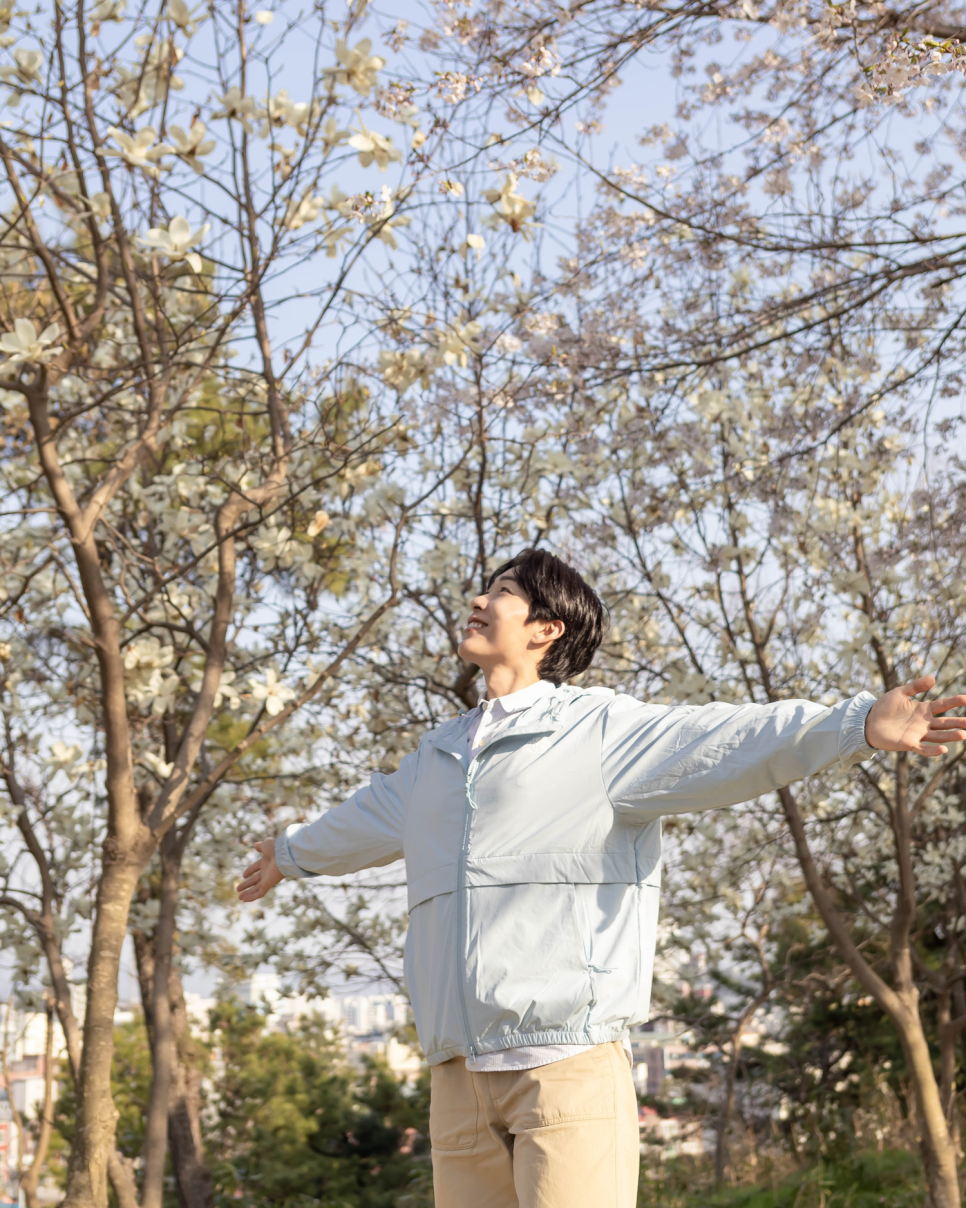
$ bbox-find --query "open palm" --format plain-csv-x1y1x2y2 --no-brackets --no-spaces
866,675,966,757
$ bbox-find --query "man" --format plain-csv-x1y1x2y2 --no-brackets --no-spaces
237,548,966,1208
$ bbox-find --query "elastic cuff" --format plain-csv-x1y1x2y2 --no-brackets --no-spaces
275,826,317,880
839,691,877,768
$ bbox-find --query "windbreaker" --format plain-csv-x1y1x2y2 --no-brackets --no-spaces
276,685,877,1065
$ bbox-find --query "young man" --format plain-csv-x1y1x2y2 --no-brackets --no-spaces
237,549,966,1208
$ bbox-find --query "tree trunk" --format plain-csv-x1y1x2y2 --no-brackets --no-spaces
63,854,144,1208
132,853,214,1208
936,988,962,1160
140,832,179,1208
19,998,56,1208
778,784,961,1208
892,995,960,1208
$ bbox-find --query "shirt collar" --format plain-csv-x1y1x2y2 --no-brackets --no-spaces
481,678,556,718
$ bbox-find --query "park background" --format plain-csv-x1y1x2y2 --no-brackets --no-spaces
0,0,965,1204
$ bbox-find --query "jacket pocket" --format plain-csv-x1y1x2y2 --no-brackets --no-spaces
429,1059,479,1150
464,883,594,1040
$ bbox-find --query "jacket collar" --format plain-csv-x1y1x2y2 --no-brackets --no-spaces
424,683,573,756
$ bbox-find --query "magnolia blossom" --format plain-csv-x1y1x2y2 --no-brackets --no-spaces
142,750,174,780
348,113,402,171
249,669,296,716
48,741,82,773
167,0,205,35
321,116,351,153
105,126,174,176
139,216,210,273
325,38,385,97
370,190,411,250
307,510,330,537
254,10,274,23
283,187,324,231
482,173,538,237
434,321,482,368
211,86,260,134
123,636,179,715
379,348,435,394
0,319,63,365
89,0,126,23
0,49,44,102
169,120,215,173
459,233,486,260
188,666,241,710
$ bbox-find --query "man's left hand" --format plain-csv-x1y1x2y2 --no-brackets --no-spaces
865,675,966,757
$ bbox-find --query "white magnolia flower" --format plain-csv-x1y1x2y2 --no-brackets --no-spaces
254,10,274,23
123,636,179,715
142,750,174,780
458,232,485,260
249,668,296,716
90,0,126,23
482,173,538,238
211,86,260,134
88,192,112,221
434,321,482,367
282,187,324,231
105,126,174,176
189,666,241,710
307,510,330,537
0,319,63,366
369,190,410,250
169,120,215,173
48,741,82,773
139,216,210,273
379,348,434,394
167,0,206,35
348,113,402,171
321,116,351,153
0,48,44,99
325,38,385,97
318,220,354,258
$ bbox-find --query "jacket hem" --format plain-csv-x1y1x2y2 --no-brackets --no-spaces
425,1026,629,1066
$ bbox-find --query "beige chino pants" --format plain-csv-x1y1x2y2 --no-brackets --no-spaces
429,1041,640,1208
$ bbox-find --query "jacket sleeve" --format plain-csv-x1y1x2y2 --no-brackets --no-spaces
274,749,417,879
601,691,876,821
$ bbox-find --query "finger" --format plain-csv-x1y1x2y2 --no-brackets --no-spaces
236,874,259,893
252,840,267,854
925,721,966,736
922,719,966,739
930,695,966,715
241,860,261,878
917,743,948,758
902,674,936,697
238,885,264,902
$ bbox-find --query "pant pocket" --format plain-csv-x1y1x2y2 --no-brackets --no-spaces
430,1059,480,1151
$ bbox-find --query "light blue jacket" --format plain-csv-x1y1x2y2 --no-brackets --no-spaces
276,685,876,1065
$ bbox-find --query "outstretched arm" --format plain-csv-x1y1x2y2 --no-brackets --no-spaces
235,749,418,903
603,674,966,821
865,675,966,756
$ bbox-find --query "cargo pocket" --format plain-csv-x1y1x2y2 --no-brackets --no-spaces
429,1059,479,1151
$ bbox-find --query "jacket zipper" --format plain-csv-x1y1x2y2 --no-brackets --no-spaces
456,756,478,1057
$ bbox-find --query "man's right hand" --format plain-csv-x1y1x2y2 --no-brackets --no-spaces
236,838,283,902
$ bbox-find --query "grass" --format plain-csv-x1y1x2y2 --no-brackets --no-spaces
638,1149,925,1208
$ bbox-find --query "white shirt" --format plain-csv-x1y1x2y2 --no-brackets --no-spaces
463,679,631,1073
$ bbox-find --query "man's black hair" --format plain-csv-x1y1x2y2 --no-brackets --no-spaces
487,548,607,685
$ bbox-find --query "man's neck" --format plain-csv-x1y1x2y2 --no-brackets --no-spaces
482,667,544,701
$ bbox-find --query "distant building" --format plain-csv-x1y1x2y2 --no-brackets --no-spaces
187,976,422,1083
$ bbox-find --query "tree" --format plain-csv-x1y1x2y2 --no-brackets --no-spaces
0,4,460,1207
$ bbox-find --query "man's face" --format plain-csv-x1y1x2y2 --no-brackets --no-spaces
457,571,538,670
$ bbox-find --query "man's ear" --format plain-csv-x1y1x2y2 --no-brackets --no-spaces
533,618,565,649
